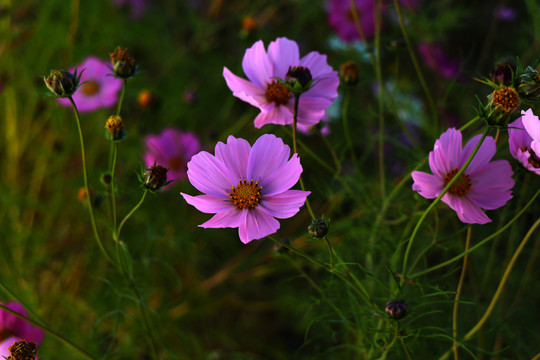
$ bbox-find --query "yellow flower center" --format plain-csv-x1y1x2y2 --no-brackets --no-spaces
492,87,519,112
229,179,262,209
265,81,291,105
81,81,101,96
444,168,472,196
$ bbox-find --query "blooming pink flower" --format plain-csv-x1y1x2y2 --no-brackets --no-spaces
0,301,44,358
417,42,460,79
57,56,122,112
328,0,379,42
508,108,540,175
181,134,310,244
143,128,201,187
223,37,339,129
412,128,514,224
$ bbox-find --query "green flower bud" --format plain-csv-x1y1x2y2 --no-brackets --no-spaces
308,219,329,238
43,69,79,97
285,66,313,94
385,300,408,320
340,61,360,86
141,164,170,191
481,87,520,127
105,115,126,141
516,65,540,103
110,46,136,78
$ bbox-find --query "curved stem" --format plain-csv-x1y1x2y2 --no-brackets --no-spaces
0,303,96,360
409,188,540,279
453,226,472,359
68,96,115,265
323,236,335,270
464,217,540,340
117,190,148,240
401,127,490,282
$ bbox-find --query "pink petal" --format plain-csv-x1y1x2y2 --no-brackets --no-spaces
467,187,512,210
521,108,540,142
242,40,273,89
267,37,300,78
260,190,310,218
223,67,267,108
508,117,531,158
429,128,462,176
299,51,334,75
302,71,339,99
238,207,280,244
260,154,303,195
411,171,443,199
253,104,293,128
246,134,291,182
186,151,236,197
181,193,233,213
442,193,491,224
460,134,495,173
215,136,251,180
200,208,244,228
470,160,514,190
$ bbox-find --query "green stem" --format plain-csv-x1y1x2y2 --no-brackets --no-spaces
68,96,115,265
0,303,96,360
111,142,118,234
452,226,472,359
323,236,335,270
117,190,148,240
116,78,127,116
342,87,357,166
409,188,540,279
393,0,438,136
401,127,490,282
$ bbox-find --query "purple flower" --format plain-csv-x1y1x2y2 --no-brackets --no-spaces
223,37,339,129
0,301,44,358
143,128,201,187
181,134,310,244
417,42,460,79
112,0,148,19
57,56,122,113
412,128,514,224
494,6,517,22
328,0,379,42
508,109,540,174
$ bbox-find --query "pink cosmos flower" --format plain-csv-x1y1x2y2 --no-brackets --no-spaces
113,0,148,19
223,37,339,129
143,128,201,187
0,301,44,358
417,42,460,79
57,56,122,113
412,128,514,224
508,108,540,175
181,134,310,244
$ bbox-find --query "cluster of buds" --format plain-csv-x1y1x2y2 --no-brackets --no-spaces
43,68,83,97
105,115,126,141
139,163,171,191
110,46,136,78
7,340,38,360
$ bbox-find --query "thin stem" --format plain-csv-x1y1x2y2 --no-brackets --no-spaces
68,96,115,265
401,127,490,282
375,0,386,200
393,0,438,136
400,336,415,360
0,303,96,360
117,190,148,240
342,84,357,167
116,78,127,116
453,226,472,359
111,142,118,233
323,236,335,270
409,188,540,279
464,217,540,340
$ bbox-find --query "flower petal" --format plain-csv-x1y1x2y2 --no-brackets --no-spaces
299,51,334,75
215,136,251,180
260,190,310,218
460,134,496,173
223,67,267,108
470,160,514,190
442,193,491,224
238,207,280,244
411,171,443,199
242,40,273,88
186,151,236,197
267,37,300,78
429,128,462,176
246,134,291,183
200,208,244,228
521,108,540,142
181,193,233,213
253,104,293,128
508,117,532,158
260,154,303,195
467,187,512,210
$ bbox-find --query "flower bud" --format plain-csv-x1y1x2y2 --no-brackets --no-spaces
481,86,520,127
385,299,408,320
105,115,126,141
110,46,136,78
515,65,540,103
490,61,515,86
308,219,329,238
286,66,313,94
340,61,360,86
8,339,38,360
101,172,112,186
43,69,78,97
142,164,169,191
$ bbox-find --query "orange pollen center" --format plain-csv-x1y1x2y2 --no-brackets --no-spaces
492,87,519,112
265,81,291,105
444,168,472,196
168,156,184,171
229,179,262,209
81,81,100,96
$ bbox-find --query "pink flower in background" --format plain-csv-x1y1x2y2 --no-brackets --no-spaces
181,134,310,244
297,114,331,136
508,109,540,175
143,128,201,187
113,0,148,18
57,57,122,112
0,301,44,358
328,0,379,42
223,37,339,129
417,42,460,79
412,128,514,224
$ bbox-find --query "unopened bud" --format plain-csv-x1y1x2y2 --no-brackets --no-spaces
43,69,78,97
385,299,408,320
286,66,313,93
142,164,169,191
308,219,329,238
340,61,360,86
105,115,126,141
110,46,136,78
